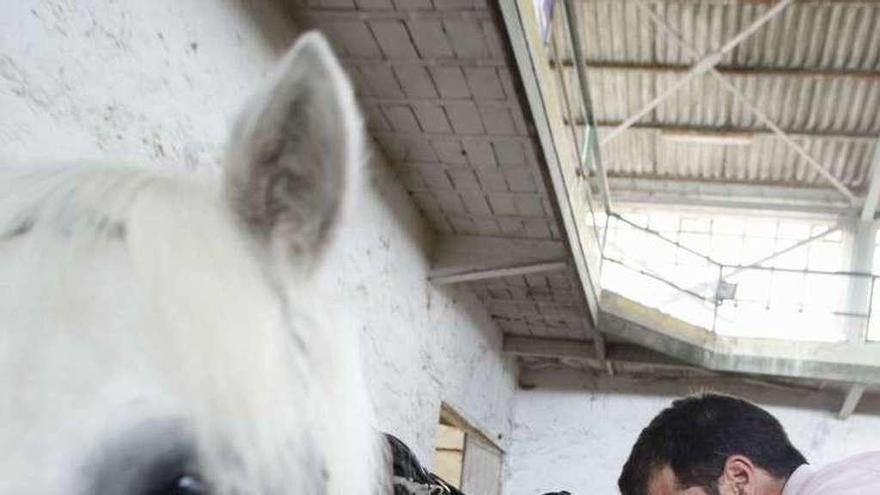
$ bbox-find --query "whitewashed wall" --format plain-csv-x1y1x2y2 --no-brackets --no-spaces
505,368,880,495
0,0,516,467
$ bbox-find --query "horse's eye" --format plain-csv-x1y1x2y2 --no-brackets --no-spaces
87,419,208,495
154,473,207,495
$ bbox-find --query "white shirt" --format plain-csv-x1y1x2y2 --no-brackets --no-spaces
782,452,880,495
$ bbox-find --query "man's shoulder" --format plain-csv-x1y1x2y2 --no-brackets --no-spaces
784,452,880,495
821,451,880,472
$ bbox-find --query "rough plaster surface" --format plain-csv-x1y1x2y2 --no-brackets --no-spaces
505,369,880,495
320,161,518,462
1,0,516,469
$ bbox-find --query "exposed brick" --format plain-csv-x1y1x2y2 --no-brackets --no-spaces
493,139,526,165
394,65,438,97
402,136,439,162
429,67,471,98
363,103,391,131
382,105,420,131
432,138,468,165
373,134,407,161
327,21,381,57
514,193,545,217
462,140,496,165
435,0,479,10
355,0,393,9
471,216,501,235
408,20,454,58
318,0,356,7
346,65,369,96
447,169,480,190
497,68,517,99
481,19,506,58
524,218,552,238
464,68,505,99
487,192,517,215
479,107,516,135
412,190,443,214
443,19,489,58
370,20,418,58
396,167,428,191
423,208,453,233
447,214,478,235
504,167,537,193
393,0,432,9
475,168,508,192
418,166,454,191
445,101,485,134
411,103,451,133
498,217,526,236
360,65,404,97
459,191,492,216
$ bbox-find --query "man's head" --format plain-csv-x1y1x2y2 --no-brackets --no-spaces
619,394,806,495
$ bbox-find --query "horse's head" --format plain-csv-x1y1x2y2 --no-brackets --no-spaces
0,32,377,494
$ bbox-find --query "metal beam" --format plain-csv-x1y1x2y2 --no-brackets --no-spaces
602,0,793,146
553,61,880,83
591,122,877,143
499,1,602,320
429,235,568,284
839,384,867,419
562,0,612,214
503,335,687,368
861,141,880,221
429,261,568,285
607,177,856,215
632,0,858,204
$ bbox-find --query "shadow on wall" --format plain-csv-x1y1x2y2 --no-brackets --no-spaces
520,366,880,417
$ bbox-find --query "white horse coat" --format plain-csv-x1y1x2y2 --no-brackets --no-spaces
0,32,378,495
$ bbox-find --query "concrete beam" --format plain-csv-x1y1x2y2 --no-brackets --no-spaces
839,384,867,419
499,0,603,323
429,235,568,285
599,291,880,384
503,335,688,368
554,61,880,84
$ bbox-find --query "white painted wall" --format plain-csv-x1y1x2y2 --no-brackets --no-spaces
0,0,516,468
505,368,880,495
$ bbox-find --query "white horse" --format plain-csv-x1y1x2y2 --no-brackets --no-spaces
0,32,379,494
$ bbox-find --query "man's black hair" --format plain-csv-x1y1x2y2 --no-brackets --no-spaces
618,393,806,495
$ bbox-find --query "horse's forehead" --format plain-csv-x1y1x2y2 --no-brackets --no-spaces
0,238,187,433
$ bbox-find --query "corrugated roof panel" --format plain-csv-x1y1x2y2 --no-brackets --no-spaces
575,1,880,70
548,0,880,191
597,128,875,190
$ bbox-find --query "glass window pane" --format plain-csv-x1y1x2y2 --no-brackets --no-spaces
681,216,711,233
713,217,745,236
745,218,777,238
777,221,811,240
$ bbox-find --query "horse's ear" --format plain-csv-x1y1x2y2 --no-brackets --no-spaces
224,31,361,267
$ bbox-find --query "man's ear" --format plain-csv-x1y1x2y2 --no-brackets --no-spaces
717,455,757,495
223,31,362,268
